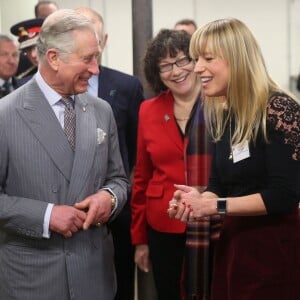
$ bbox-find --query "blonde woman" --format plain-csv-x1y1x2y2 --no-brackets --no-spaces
168,18,300,300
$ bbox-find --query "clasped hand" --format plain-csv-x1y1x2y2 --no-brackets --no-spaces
49,190,112,238
167,184,214,222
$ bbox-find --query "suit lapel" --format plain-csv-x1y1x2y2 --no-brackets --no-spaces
17,81,74,181
18,84,97,202
161,92,183,152
98,66,116,105
67,94,97,201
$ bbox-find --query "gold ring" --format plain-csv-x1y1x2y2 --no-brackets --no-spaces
96,222,101,227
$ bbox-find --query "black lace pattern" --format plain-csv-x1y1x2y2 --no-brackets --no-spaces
267,93,300,161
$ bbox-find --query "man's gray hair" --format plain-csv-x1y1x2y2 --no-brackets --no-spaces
36,9,96,62
0,34,17,45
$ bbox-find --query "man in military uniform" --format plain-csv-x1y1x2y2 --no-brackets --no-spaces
10,18,44,86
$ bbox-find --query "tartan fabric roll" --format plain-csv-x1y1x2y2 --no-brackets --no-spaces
183,99,223,300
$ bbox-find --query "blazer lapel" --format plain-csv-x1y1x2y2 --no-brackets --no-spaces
17,82,74,181
162,92,183,152
98,66,117,105
67,94,97,202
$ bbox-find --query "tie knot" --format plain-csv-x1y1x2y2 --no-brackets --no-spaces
0,81,12,98
61,97,74,109
3,81,11,89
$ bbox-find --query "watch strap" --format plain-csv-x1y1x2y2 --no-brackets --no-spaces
217,198,227,215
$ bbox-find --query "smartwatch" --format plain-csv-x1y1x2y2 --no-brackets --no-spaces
217,198,227,215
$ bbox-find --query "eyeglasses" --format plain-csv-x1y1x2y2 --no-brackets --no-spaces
158,56,192,73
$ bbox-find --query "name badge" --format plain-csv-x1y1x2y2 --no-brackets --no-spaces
232,141,250,163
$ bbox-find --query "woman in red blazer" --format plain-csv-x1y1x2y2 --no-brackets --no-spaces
130,29,202,300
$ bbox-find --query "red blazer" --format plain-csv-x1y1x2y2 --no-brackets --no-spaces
131,90,186,245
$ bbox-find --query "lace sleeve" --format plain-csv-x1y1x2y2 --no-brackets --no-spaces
267,93,300,161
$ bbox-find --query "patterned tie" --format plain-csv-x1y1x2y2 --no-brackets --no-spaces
61,97,76,151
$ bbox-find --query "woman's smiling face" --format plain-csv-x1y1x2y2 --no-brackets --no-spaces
193,46,229,98
159,51,198,97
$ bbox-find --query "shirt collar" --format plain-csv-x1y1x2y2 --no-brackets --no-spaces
35,71,74,106
87,74,99,97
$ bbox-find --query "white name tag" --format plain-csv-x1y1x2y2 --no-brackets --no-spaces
232,141,250,163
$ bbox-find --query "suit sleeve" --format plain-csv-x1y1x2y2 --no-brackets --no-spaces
101,105,129,220
0,117,48,239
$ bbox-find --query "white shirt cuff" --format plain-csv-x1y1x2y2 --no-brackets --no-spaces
43,203,54,238
100,187,118,215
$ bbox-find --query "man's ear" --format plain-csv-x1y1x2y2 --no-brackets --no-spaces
100,33,108,50
46,48,60,71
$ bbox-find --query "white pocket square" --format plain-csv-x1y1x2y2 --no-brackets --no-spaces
97,128,107,144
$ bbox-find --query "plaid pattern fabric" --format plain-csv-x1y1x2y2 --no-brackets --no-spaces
183,99,223,300
61,97,76,151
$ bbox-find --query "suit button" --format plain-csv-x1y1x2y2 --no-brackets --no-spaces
51,185,58,193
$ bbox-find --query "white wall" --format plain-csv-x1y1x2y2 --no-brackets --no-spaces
1,0,300,92
152,0,294,91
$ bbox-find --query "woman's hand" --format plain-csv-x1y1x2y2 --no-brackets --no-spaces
168,184,218,221
135,244,150,273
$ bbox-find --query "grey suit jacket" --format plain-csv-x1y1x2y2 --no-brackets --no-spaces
0,79,128,300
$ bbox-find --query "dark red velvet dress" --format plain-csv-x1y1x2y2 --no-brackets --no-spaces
207,93,300,300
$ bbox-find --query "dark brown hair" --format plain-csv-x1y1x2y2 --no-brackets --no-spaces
143,29,191,94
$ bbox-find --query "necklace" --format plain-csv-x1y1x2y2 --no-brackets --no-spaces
174,116,189,121
228,115,233,160
173,100,193,122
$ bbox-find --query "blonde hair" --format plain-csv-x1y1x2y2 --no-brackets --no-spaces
190,18,287,145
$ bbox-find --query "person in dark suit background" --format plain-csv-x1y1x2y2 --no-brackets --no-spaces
0,34,19,98
0,9,128,299
34,0,58,18
10,18,44,85
75,7,144,300
174,18,197,36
